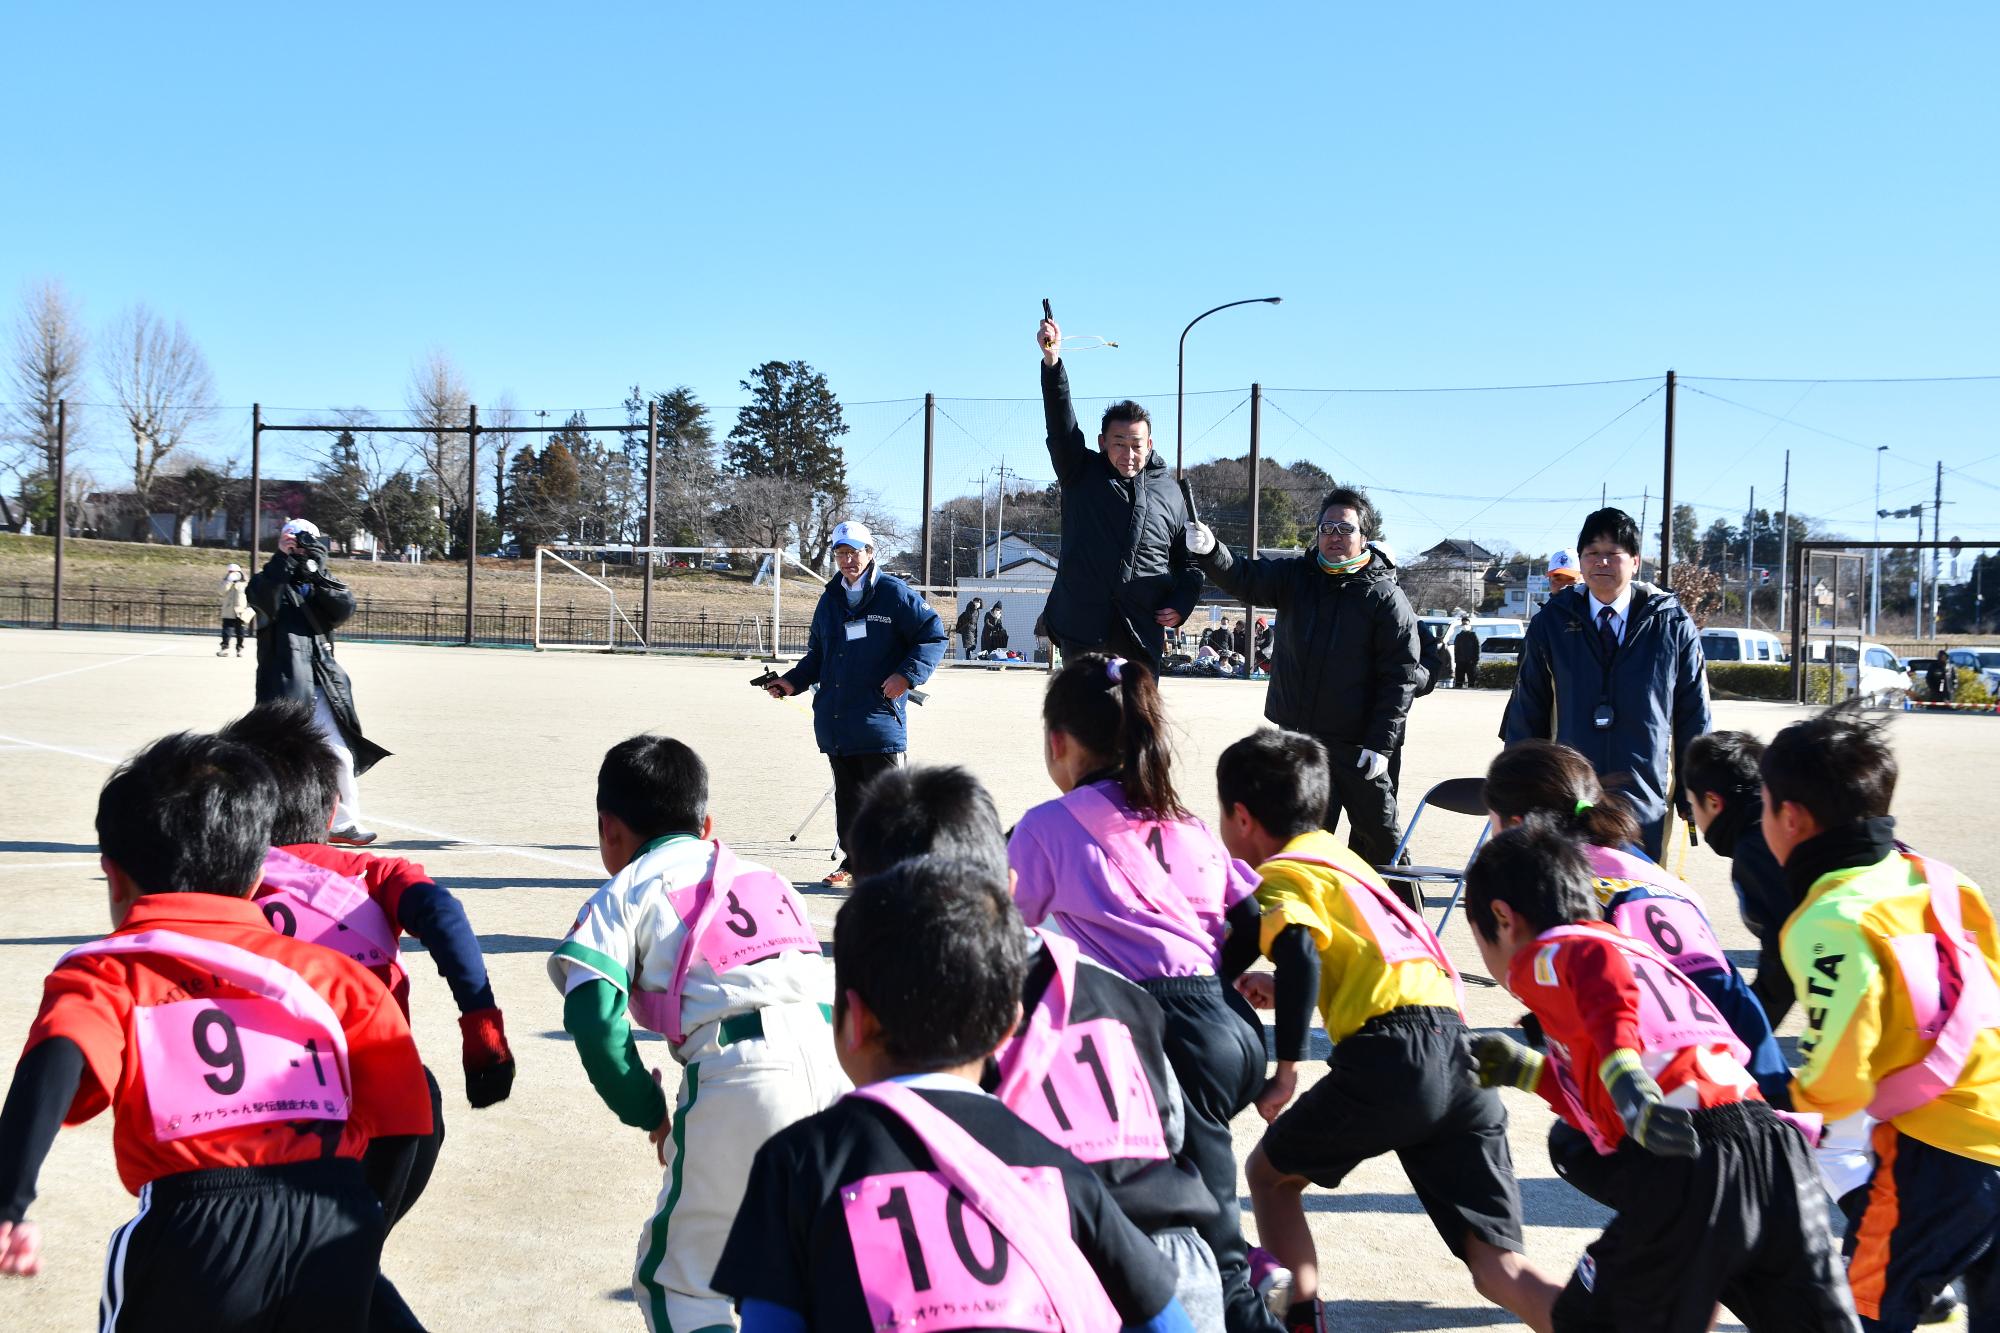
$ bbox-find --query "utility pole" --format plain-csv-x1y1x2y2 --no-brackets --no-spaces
1660,370,1677,588
1777,450,1791,633
1933,461,1945,641
1745,486,1756,630
1638,487,1650,574
1870,446,1886,633
463,405,478,647
641,400,658,644
921,393,935,587
52,400,66,629
995,458,1007,575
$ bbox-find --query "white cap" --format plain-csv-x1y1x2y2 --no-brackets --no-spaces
281,518,322,541
1547,547,1581,581
830,520,875,551
226,562,241,573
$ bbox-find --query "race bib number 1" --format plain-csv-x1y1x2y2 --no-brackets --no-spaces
843,1167,1068,1333
134,997,349,1142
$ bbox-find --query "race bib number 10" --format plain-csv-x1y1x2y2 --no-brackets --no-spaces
843,1167,1068,1333
134,997,349,1142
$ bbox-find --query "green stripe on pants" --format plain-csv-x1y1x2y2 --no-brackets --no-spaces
638,1062,698,1333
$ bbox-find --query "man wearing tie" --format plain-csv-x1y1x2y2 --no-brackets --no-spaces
1502,507,1711,859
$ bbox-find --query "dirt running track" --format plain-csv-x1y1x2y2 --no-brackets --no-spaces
1,629,1989,1331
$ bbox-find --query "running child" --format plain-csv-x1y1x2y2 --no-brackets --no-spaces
849,764,1225,1332
1760,708,2000,1331
711,854,1192,1333
1483,740,1789,1104
1464,818,1858,1333
1680,731,1797,1023
1213,729,1560,1333
218,700,513,1328
1007,653,1278,1333
549,734,845,1333
0,732,434,1329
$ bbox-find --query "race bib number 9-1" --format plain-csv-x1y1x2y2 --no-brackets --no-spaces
133,997,349,1142
842,1167,1068,1333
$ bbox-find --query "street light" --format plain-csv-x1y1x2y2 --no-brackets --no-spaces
1177,297,1282,476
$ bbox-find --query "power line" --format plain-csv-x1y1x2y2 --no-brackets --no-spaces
1681,373,2000,385
1447,384,1664,538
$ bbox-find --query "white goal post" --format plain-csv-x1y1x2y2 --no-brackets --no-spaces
531,545,787,655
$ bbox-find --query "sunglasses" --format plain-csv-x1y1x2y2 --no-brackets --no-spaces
1318,521,1360,537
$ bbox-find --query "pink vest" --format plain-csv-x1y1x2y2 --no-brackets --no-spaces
625,843,821,1045
1058,784,1228,937
255,848,401,971
992,931,1168,1164
844,1080,1122,1333
1869,851,2000,1121
1534,925,1747,1154
59,930,351,1143
1584,845,1728,978
1263,850,1469,1013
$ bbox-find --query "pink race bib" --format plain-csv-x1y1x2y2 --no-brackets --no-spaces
669,866,819,978
1010,1019,1166,1165
256,849,400,969
1265,852,1468,1012
843,1167,1070,1333
1607,893,1726,978
134,997,349,1142
1059,786,1227,927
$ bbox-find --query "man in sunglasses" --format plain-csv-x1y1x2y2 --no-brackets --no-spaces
1186,488,1422,865
1039,316,1202,670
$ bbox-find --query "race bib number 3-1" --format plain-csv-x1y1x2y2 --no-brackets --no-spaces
1009,1019,1167,1165
843,1167,1068,1333
670,872,821,977
133,997,348,1142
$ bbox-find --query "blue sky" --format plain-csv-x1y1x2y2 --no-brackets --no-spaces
4,2,1995,557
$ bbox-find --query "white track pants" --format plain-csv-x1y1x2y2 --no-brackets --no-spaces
635,1002,846,1333
309,688,362,827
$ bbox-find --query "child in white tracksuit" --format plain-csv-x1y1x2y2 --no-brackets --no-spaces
550,734,846,1333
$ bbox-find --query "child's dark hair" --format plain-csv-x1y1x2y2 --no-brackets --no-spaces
215,700,341,846
97,731,278,898
1042,653,1185,818
846,765,1007,882
1577,507,1641,557
834,855,1027,1072
1463,814,1600,941
1760,705,1896,829
1681,731,1765,804
1483,740,1643,852
597,735,707,840
1216,729,1328,839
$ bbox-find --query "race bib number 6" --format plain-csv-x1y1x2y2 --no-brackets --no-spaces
134,997,349,1142
843,1167,1068,1333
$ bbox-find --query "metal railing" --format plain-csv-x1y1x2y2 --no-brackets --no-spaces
0,581,806,655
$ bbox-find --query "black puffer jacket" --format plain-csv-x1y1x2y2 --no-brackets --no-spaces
246,553,390,774
1196,541,1421,754
1040,361,1202,661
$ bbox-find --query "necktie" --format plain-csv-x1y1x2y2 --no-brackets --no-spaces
1597,605,1619,659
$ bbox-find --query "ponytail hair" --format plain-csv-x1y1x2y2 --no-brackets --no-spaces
1042,653,1187,819
1482,739,1643,852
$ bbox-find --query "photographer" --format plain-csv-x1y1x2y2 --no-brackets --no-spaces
765,521,946,887
216,562,252,658
247,518,389,845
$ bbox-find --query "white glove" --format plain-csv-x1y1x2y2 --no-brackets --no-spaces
1357,748,1390,781
1184,521,1216,556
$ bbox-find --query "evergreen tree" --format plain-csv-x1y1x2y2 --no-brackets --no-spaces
725,360,849,569
623,385,719,547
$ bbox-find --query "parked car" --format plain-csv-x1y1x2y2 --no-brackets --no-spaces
1945,646,2000,695
1805,640,1911,705
1700,628,1790,664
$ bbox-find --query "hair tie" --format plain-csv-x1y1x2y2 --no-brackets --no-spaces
1104,656,1125,684
1574,799,1595,815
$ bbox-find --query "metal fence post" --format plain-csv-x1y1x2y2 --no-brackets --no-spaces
642,400,658,645
52,399,66,629
464,404,478,646
250,404,263,564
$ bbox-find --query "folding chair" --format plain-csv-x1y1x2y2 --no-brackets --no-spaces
1374,777,1491,936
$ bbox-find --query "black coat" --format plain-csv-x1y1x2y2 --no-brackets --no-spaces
1196,542,1422,755
1453,628,1481,666
246,555,390,774
1040,362,1201,662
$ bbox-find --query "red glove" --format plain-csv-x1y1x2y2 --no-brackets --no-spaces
460,1007,515,1108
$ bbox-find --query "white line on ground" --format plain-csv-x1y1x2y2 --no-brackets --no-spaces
0,644,181,692
0,862,100,873
0,730,600,876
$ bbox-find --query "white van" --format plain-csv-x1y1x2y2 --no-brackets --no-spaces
1468,617,1527,663
1700,628,1790,665
1804,640,1912,705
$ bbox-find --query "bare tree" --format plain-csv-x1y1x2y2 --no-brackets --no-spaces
101,304,217,538
719,474,811,551
404,350,471,524
2,280,90,530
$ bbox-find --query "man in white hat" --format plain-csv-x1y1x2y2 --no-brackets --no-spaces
217,562,252,657
246,518,389,844
1545,547,1582,594
764,521,946,886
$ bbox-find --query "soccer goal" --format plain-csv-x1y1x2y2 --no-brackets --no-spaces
532,545,789,656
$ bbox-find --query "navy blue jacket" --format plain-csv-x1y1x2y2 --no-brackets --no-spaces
1501,583,1711,859
782,567,947,757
